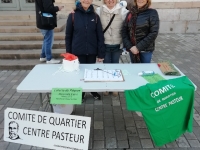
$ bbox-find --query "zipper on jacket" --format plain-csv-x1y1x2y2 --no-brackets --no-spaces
85,13,88,55
85,24,88,55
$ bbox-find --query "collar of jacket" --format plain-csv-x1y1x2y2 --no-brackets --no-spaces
76,3,94,13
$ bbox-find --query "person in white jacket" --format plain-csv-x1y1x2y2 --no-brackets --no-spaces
96,0,128,97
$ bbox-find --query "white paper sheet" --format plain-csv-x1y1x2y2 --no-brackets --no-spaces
84,69,124,82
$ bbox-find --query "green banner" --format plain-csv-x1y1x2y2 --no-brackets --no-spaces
50,88,82,104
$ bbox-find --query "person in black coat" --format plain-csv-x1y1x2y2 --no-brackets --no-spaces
122,0,159,63
65,0,105,101
35,0,63,63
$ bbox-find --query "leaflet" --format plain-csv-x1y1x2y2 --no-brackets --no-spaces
84,69,124,82
42,13,53,17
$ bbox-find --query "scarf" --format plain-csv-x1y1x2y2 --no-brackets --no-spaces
127,4,149,63
128,4,149,46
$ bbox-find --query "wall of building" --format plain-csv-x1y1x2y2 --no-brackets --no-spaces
55,0,200,33
152,0,200,33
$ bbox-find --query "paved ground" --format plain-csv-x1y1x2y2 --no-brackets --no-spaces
0,33,200,150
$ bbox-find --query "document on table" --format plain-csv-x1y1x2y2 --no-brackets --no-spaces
142,73,165,84
84,69,124,82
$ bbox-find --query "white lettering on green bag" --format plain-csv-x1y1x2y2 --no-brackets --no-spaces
150,84,175,98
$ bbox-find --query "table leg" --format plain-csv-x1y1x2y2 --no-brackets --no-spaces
50,104,53,112
39,93,53,112
46,93,53,112
47,93,50,101
39,93,43,107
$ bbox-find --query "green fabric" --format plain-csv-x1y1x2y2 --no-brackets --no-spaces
125,76,195,146
142,73,165,84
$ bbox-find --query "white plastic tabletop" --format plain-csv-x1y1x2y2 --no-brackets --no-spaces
16,63,189,93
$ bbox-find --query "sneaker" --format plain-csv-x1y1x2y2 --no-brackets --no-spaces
82,92,86,103
46,59,60,64
112,92,118,97
40,57,46,62
90,92,101,100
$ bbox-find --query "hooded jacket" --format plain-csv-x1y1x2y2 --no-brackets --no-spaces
65,3,105,58
96,3,128,47
35,0,59,30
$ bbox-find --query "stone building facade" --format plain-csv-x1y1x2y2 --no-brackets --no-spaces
0,0,200,33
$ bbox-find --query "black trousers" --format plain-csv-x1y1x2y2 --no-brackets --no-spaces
77,55,99,99
77,55,96,64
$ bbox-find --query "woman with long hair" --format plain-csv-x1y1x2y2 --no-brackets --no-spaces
122,0,159,63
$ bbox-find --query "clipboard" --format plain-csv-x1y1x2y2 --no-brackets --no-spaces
84,69,125,82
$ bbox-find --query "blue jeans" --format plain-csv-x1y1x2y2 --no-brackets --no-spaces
40,29,54,61
103,45,121,63
129,51,153,63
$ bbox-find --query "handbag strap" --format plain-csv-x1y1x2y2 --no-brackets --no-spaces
103,14,115,33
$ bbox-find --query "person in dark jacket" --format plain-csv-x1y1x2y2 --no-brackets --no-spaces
35,0,63,64
122,0,159,63
65,0,105,101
